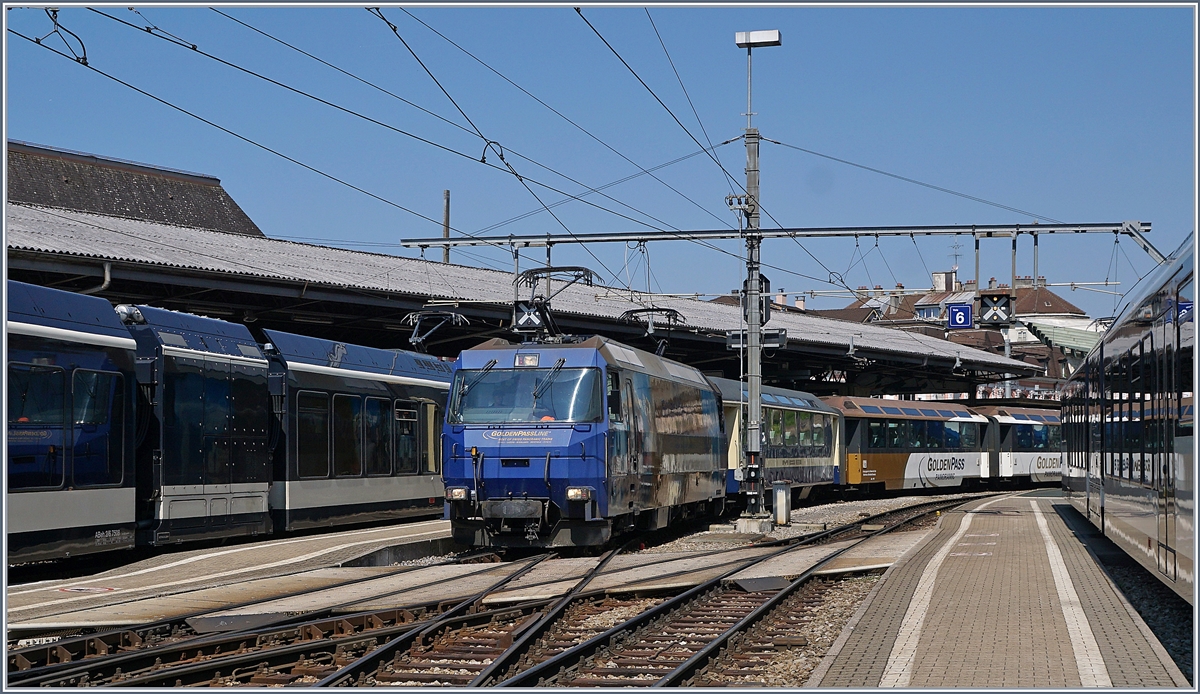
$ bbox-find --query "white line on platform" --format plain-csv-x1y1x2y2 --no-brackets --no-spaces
1028,499,1112,686
7,528,448,617
878,495,1005,687
7,520,447,598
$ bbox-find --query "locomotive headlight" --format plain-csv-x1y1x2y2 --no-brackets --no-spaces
566,486,592,501
446,487,470,501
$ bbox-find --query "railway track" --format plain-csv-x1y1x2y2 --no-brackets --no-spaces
6,494,986,687
6,551,505,686
500,496,969,688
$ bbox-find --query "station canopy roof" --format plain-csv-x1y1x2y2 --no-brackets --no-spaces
6,202,1040,395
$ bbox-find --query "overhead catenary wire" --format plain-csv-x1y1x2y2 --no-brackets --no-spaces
399,6,735,230
645,8,737,196
7,27,516,257
367,7,627,291
88,8,687,243
214,7,692,237
764,137,1065,224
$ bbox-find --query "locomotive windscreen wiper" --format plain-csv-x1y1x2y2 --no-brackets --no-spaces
462,359,498,394
532,358,566,400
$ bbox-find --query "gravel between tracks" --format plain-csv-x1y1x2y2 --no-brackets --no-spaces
698,574,880,687
638,493,985,554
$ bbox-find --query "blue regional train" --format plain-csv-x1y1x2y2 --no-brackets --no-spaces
1062,233,1194,605
6,280,451,564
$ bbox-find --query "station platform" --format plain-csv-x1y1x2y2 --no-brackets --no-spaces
809,491,1189,688
6,519,452,631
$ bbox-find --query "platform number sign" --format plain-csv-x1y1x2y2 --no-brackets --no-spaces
947,303,973,330
979,295,1014,324
1179,301,1193,323
513,301,543,332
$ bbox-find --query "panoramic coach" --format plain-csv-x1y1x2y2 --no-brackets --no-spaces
710,377,840,499
824,397,988,491
260,329,451,531
973,405,1062,484
442,336,726,548
1062,233,1193,604
7,280,138,562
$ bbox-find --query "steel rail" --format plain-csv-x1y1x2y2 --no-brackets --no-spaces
653,499,967,686
496,495,982,687
8,554,509,687
96,554,552,688
5,552,494,677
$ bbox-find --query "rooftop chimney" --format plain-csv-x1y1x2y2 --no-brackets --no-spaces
795,296,806,310
988,277,997,289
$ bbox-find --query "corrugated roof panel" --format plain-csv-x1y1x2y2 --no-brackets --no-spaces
7,203,1034,373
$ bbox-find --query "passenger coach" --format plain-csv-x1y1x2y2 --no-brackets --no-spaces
442,337,725,547
825,397,988,490
973,405,1062,484
7,281,138,562
261,329,451,530
1062,233,1193,604
711,377,839,498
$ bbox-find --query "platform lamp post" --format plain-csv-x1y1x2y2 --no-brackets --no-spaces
734,29,781,522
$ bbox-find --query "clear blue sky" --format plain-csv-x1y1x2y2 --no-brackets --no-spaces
5,4,1195,319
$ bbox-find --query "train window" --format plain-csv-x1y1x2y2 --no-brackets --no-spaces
1015,424,1034,450
333,395,363,477
364,397,392,476
909,420,927,449
944,421,962,449
296,391,330,478
72,371,125,487
926,420,945,449
164,357,205,486
7,363,67,489
394,402,419,474
783,410,799,446
887,420,907,449
421,403,442,475
767,408,784,446
814,414,828,454
1177,276,1194,438
960,422,979,449
797,411,812,451
607,371,622,423
868,421,886,449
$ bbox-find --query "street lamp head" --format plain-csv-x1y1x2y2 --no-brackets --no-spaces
735,30,781,48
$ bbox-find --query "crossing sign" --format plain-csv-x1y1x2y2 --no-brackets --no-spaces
947,303,973,329
979,294,1014,325
513,301,543,332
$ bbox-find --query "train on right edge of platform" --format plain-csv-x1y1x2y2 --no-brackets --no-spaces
1061,233,1194,605
441,335,1063,549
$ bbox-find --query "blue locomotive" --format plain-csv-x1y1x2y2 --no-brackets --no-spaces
442,336,726,547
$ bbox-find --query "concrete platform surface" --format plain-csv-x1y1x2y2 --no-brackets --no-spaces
6,520,451,624
810,493,1190,688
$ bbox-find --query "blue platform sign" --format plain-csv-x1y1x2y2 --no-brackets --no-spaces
947,303,973,329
